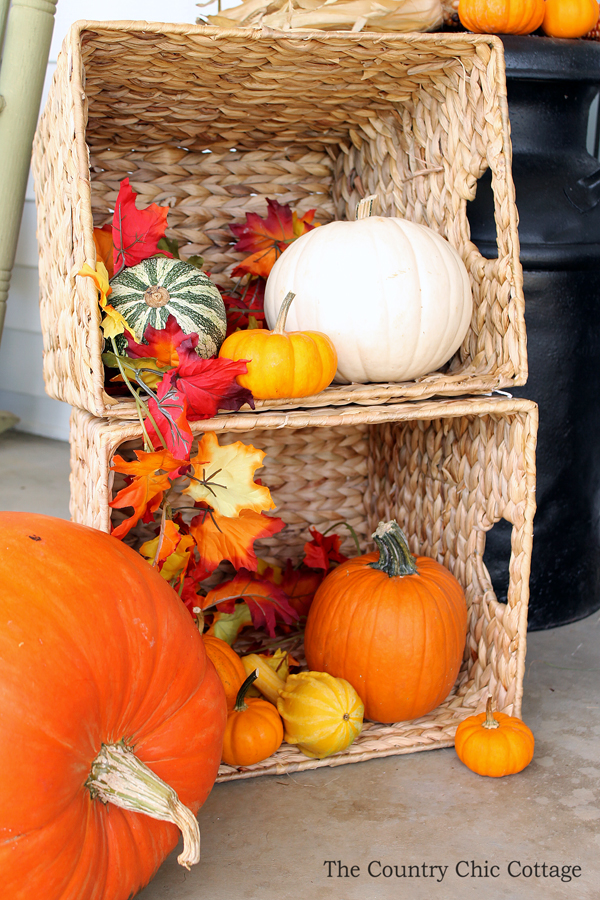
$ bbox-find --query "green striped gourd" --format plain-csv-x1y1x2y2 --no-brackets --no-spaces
110,256,226,357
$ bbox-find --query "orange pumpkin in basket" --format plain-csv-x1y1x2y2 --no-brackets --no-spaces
203,634,247,710
304,520,468,724
542,0,599,37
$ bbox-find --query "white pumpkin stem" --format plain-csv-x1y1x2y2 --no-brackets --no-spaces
274,291,296,334
86,741,201,870
355,194,378,219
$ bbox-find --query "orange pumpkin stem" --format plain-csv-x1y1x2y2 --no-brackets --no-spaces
274,291,296,334
482,696,501,730
370,520,418,577
234,668,260,711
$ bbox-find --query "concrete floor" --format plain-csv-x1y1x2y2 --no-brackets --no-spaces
1,429,599,899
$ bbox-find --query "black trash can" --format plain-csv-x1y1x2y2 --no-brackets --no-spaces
467,35,600,630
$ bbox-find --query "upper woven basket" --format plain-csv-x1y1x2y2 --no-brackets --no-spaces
32,22,527,419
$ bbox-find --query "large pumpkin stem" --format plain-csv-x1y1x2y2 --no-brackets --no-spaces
355,194,378,219
274,291,296,334
370,520,418,577
482,696,501,730
86,741,201,870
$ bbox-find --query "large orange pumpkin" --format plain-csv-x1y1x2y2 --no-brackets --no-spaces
304,520,468,724
0,512,227,900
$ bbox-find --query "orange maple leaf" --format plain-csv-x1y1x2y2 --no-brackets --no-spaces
189,508,285,575
230,199,318,279
93,225,114,278
109,449,189,539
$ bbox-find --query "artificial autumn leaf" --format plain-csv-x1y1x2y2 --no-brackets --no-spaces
102,350,173,390
125,315,189,368
93,225,114,278
303,527,348,570
174,339,254,420
220,277,266,336
140,521,196,584
145,371,193,459
112,177,171,275
109,449,189,539
230,199,318,279
202,569,299,638
183,432,275,518
206,602,253,645
139,518,182,566
189,507,285,575
279,560,325,619
78,261,132,340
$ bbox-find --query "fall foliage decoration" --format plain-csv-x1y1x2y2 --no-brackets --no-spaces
219,291,338,400
454,697,535,777
277,671,364,759
0,512,226,898
542,0,599,36
304,520,468,724
229,198,318,280
458,0,545,33
221,670,284,766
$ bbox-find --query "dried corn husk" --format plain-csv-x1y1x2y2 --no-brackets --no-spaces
202,0,444,33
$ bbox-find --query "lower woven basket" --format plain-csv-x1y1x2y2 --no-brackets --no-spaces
69,396,537,781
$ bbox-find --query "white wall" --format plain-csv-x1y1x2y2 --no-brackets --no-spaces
0,0,232,440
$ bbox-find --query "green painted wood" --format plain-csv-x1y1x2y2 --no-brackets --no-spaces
0,0,57,346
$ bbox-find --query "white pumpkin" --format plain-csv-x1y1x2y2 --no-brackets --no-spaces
264,203,473,385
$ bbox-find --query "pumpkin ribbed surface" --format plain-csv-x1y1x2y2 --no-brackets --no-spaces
110,256,226,356
454,704,535,777
0,512,226,900
264,216,472,385
458,0,545,34
277,671,364,759
203,635,247,710
304,527,468,724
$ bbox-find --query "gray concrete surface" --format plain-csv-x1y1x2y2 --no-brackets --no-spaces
1,428,598,899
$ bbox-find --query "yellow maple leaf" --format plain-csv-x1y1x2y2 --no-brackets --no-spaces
78,261,132,338
183,432,275,518
140,520,195,583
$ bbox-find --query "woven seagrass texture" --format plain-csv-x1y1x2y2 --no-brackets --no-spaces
33,22,526,419
69,396,537,780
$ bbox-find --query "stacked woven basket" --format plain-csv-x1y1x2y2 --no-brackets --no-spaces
32,22,537,780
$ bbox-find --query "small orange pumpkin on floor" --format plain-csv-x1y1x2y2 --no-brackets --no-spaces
218,290,337,400
221,670,284,767
454,697,535,777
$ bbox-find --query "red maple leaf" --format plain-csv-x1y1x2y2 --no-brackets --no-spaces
220,277,266,336
230,199,317,279
125,315,189,367
174,338,254,420
303,527,348,570
201,570,298,638
145,371,193,459
112,178,171,275
278,560,325,619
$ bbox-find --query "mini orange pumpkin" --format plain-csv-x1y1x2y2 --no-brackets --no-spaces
304,520,468,724
218,291,337,399
203,635,247,710
458,0,545,34
542,0,599,37
221,670,284,767
454,697,535,777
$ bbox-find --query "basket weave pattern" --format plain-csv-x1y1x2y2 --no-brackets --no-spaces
69,397,537,781
33,23,526,418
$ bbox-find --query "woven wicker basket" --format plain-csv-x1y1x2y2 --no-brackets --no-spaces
33,22,526,419
69,396,537,781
